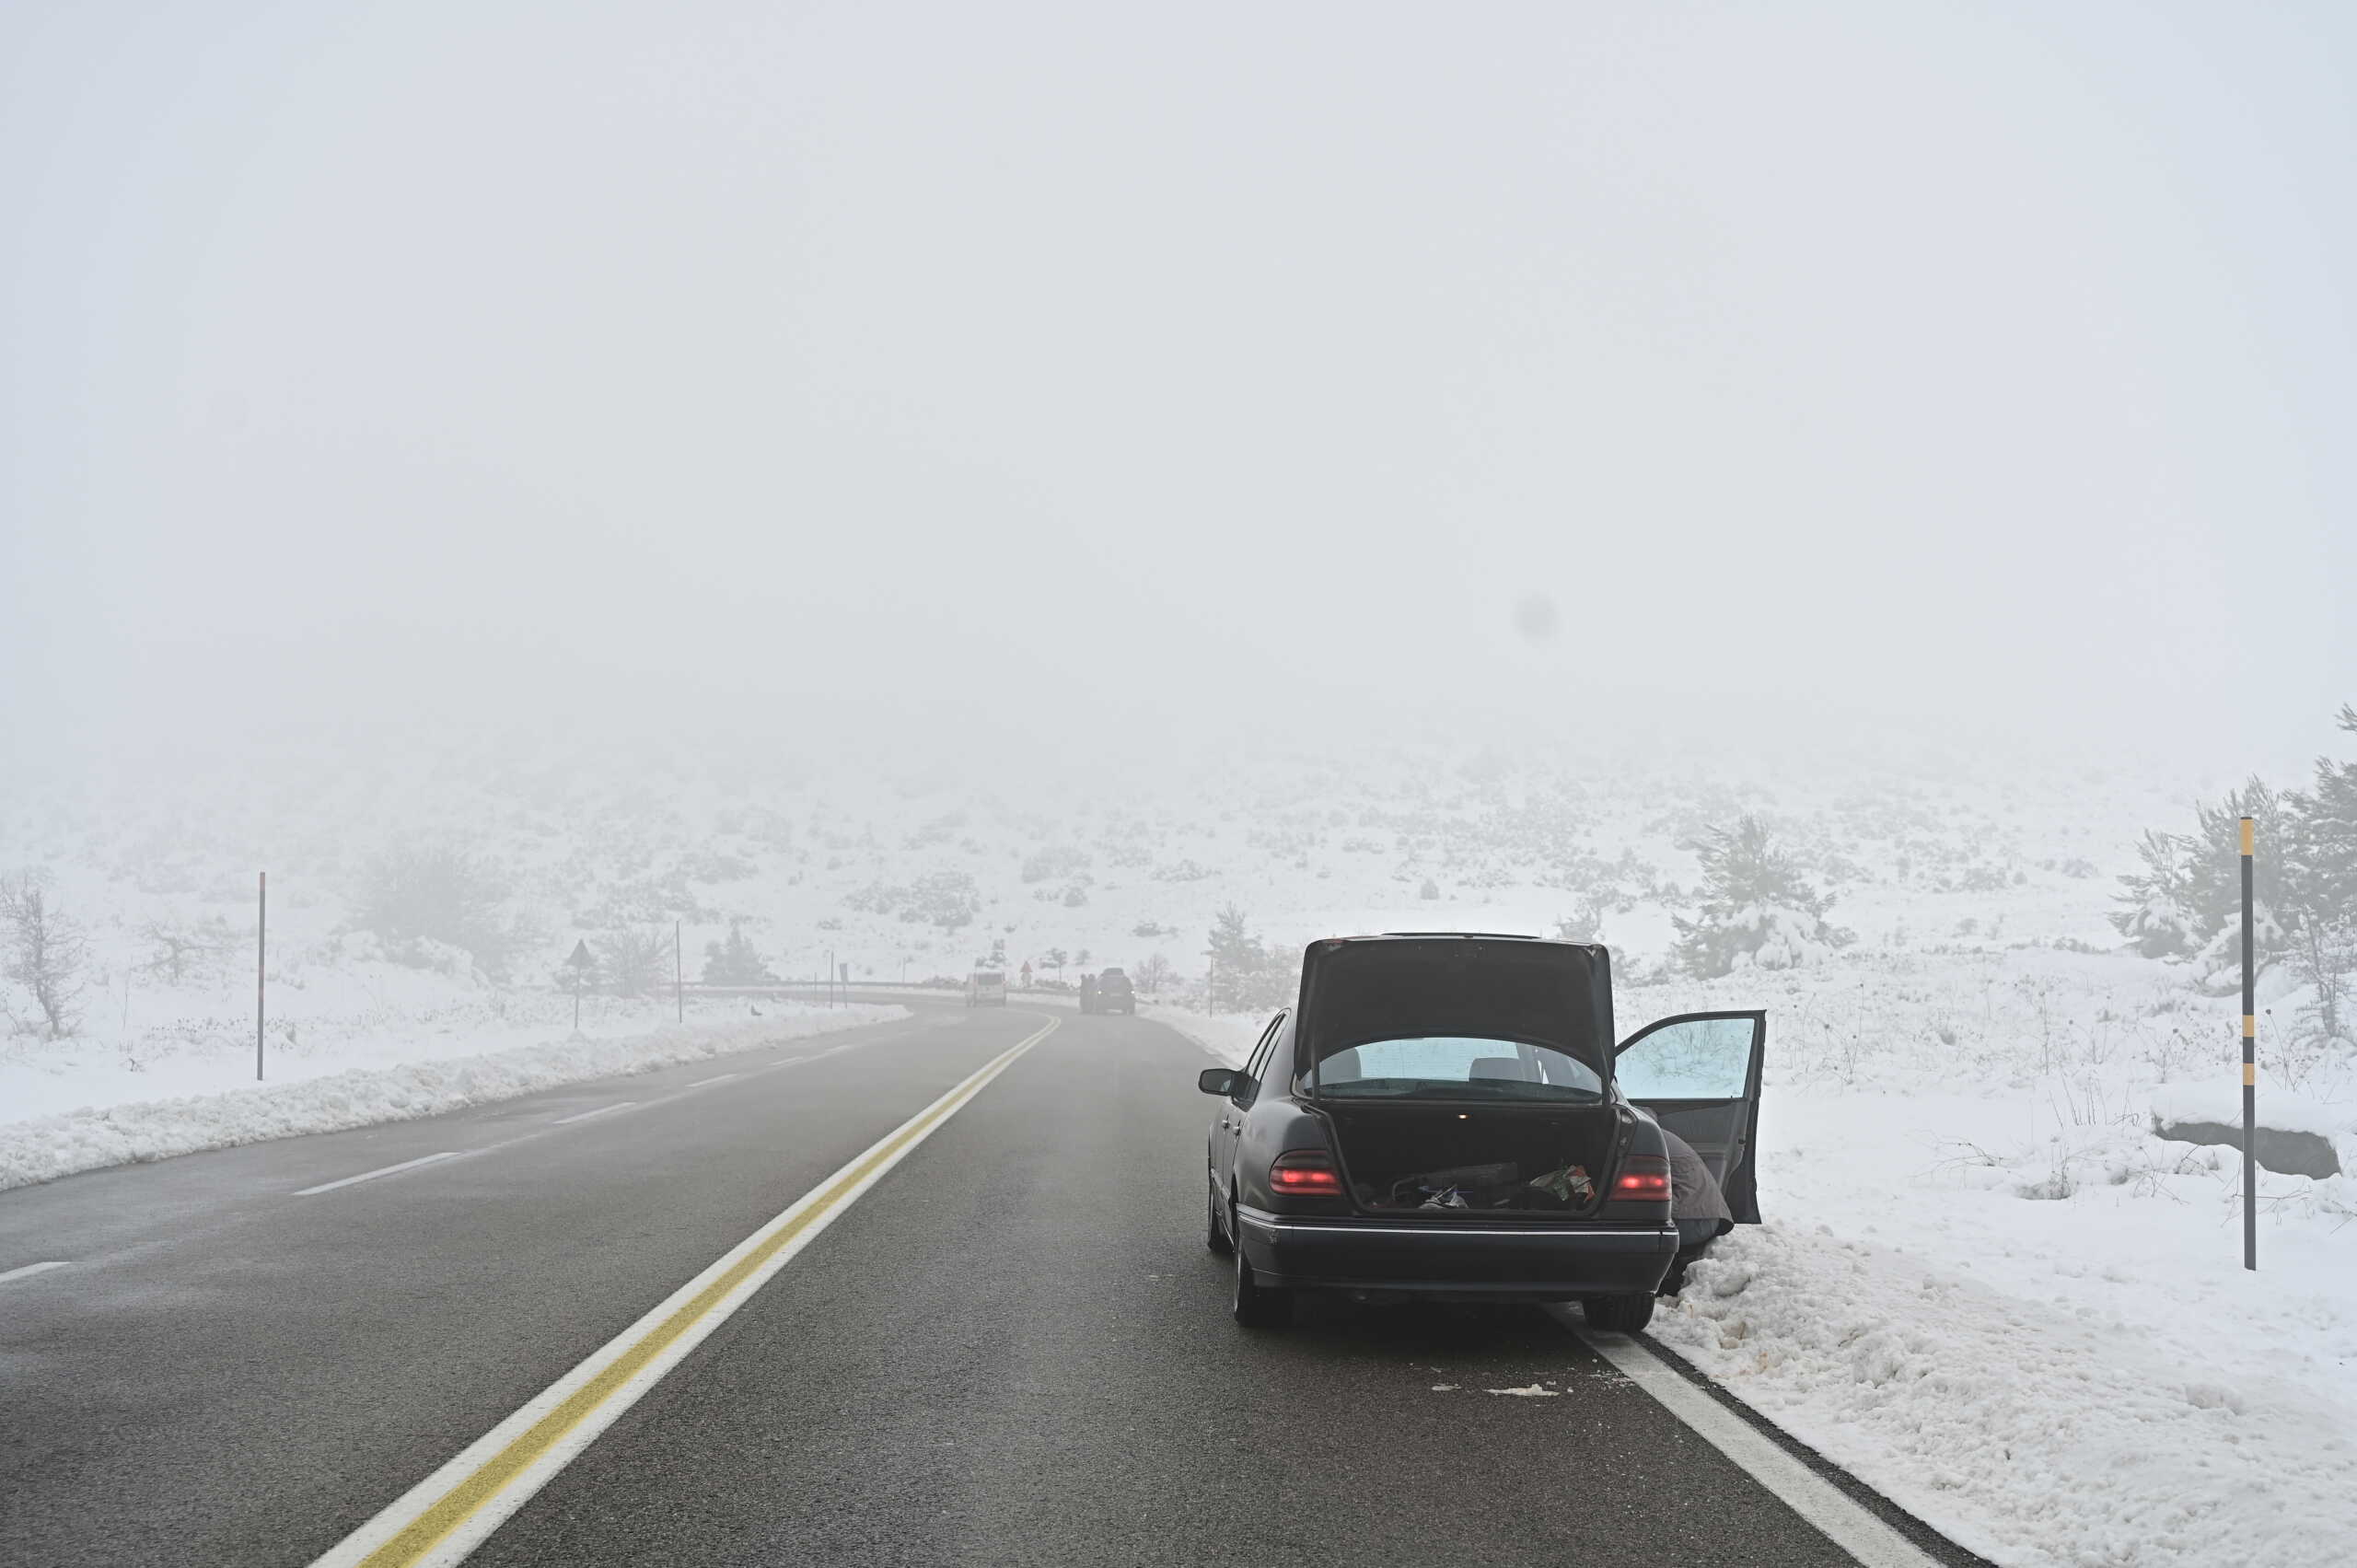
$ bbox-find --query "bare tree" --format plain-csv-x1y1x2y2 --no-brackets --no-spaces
137,914,237,985
1132,952,1176,996
603,925,673,998
1,873,90,1039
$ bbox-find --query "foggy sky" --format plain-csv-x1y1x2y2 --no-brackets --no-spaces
5,2,2352,770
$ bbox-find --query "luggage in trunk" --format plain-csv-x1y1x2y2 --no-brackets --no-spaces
1324,1102,1621,1217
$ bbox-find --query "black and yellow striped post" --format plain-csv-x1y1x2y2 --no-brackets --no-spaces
2240,815,2256,1272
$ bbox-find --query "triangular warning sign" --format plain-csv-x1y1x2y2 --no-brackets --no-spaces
566,939,595,970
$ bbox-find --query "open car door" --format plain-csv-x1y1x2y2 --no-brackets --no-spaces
1613,1011,1766,1224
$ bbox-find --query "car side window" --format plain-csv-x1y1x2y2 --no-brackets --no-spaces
1258,1013,1297,1103
1236,1011,1285,1103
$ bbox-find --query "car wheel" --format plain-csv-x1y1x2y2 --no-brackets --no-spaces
1582,1292,1655,1333
1232,1224,1292,1328
1206,1179,1233,1256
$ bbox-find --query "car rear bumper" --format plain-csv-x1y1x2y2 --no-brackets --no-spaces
1234,1205,1677,1301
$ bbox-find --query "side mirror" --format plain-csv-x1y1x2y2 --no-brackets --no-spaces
1198,1068,1242,1098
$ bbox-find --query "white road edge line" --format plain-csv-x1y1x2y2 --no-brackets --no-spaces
0,1260,71,1284
550,1101,635,1125
1569,1325,1943,1568
295,1153,463,1197
687,1074,739,1086
308,1014,1061,1568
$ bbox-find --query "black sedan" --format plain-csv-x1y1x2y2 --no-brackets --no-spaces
1200,933,1763,1330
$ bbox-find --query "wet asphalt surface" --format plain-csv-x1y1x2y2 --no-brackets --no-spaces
0,1002,1962,1567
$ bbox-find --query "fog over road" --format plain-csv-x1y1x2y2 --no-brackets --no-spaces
2,1002,1978,1568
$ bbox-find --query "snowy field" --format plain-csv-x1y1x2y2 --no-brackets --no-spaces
6,727,2354,1566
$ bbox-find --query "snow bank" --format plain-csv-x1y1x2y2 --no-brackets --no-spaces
0,1005,904,1192
1138,1005,1267,1066
2148,1080,2354,1143
1653,1223,2357,1568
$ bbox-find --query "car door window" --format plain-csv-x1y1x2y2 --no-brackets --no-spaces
1237,1011,1285,1103
1614,1016,1755,1099
1615,1011,1766,1223
1246,1013,1294,1103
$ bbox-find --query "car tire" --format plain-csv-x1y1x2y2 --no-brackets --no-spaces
1232,1225,1292,1328
1582,1292,1655,1334
1206,1179,1234,1256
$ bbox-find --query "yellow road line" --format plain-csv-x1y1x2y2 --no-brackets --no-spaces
313,1015,1059,1568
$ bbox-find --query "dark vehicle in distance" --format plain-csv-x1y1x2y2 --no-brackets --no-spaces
1081,968,1135,1016
1200,934,1763,1330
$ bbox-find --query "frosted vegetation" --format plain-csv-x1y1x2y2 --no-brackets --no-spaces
2,722,2352,1119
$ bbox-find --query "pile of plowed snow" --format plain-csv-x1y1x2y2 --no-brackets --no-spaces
1654,1223,2357,1568
0,1005,904,1192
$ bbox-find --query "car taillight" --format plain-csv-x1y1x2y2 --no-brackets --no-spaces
1612,1156,1672,1200
1270,1151,1344,1196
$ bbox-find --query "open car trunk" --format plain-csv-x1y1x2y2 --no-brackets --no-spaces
1323,1101,1624,1217
1297,935,1625,1218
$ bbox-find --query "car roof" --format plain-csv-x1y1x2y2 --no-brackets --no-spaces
1367,931,1595,948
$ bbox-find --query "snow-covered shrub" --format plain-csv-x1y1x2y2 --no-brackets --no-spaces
599,925,673,997
354,842,528,980
1020,845,1092,884
902,869,981,930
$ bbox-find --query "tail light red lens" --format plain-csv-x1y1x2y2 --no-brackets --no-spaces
1270,1151,1345,1196
1612,1156,1672,1200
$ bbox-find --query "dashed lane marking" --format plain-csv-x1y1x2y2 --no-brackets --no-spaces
283,1021,935,1200
308,1014,1061,1568
550,1102,635,1126
295,1153,463,1197
0,1260,71,1284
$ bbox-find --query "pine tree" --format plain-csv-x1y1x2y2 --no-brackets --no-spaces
701,922,777,985
2114,709,2357,1052
2284,706,2357,1049
2111,779,2293,983
1206,905,1293,1012
1670,818,1852,979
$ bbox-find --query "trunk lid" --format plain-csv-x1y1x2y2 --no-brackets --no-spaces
1297,935,1615,1084
1297,935,1628,1222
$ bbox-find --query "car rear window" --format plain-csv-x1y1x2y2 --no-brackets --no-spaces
1299,937,1611,1079
1314,1036,1603,1102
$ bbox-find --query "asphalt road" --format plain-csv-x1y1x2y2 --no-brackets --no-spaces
1,1003,1972,1568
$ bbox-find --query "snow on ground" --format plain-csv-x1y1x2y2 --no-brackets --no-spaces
1140,1004,1265,1066
1654,1222,2357,1568
0,1002,903,1192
